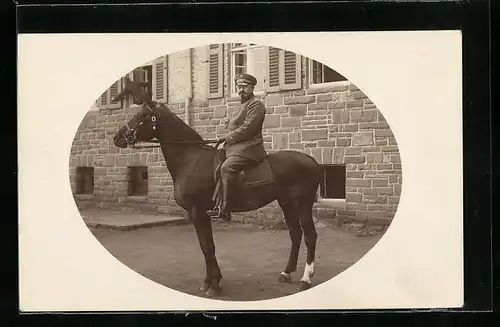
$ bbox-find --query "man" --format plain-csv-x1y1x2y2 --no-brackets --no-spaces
207,73,267,218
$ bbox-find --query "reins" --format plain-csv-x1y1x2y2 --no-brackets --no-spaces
130,138,222,149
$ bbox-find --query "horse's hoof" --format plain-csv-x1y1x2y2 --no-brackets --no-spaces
298,281,312,291
278,274,292,283
200,282,210,292
205,285,222,297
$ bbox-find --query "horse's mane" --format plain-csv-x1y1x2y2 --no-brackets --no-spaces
157,103,204,142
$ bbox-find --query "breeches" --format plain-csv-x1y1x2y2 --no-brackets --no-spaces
220,155,256,181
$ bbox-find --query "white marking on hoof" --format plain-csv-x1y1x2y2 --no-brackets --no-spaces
300,262,315,284
280,272,291,278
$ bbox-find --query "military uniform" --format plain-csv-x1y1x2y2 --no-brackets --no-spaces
221,95,267,179
207,73,267,218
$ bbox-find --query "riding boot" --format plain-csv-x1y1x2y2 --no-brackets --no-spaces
206,179,232,219
219,179,232,221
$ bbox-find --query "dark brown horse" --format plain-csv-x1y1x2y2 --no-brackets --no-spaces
113,99,322,297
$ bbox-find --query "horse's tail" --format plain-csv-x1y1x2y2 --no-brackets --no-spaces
301,152,323,203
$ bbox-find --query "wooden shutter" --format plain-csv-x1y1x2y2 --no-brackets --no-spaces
281,50,302,90
208,44,224,99
99,79,122,109
153,55,168,102
266,47,302,92
266,47,280,93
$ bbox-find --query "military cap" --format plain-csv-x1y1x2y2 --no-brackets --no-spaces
235,73,257,86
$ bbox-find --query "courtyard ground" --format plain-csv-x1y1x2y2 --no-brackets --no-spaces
83,209,384,302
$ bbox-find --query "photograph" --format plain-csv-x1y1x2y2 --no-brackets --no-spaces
18,31,465,312
69,42,402,302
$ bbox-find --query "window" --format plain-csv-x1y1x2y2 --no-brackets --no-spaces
98,55,168,109
129,65,153,105
127,166,148,196
208,43,302,99
308,60,347,85
318,165,346,200
229,43,268,96
75,167,94,195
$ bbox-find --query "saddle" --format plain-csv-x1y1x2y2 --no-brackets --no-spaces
211,148,275,204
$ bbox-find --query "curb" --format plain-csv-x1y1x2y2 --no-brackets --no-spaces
85,217,189,231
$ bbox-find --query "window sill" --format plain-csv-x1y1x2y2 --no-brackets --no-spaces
315,198,346,208
308,80,350,89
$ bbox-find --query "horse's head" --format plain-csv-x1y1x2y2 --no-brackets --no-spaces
113,103,159,148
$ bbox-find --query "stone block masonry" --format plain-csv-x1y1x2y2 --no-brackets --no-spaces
70,82,401,227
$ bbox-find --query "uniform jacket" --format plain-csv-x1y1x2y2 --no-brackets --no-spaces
223,95,267,161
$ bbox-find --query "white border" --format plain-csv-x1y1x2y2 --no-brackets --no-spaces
18,31,463,311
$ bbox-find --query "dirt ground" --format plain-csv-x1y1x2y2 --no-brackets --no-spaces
89,220,383,302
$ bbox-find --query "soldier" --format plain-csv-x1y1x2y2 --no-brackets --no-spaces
207,73,268,218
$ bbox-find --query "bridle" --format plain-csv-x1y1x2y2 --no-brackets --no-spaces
123,101,161,148
122,101,222,149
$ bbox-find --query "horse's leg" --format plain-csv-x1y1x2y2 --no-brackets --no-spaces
191,208,211,292
277,200,302,283
191,206,223,297
297,203,318,290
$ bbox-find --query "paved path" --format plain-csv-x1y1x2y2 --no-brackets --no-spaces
81,209,187,230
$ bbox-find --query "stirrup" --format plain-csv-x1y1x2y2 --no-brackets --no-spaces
207,205,222,218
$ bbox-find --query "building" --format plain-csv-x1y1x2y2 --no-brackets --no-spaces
69,43,402,227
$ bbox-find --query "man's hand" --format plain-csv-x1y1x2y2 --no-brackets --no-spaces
216,137,226,147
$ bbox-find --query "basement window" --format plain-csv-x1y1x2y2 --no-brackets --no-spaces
128,166,148,196
75,167,94,195
318,164,346,200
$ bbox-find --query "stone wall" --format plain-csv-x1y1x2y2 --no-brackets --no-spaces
70,80,402,227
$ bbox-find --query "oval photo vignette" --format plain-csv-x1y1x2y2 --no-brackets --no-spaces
68,43,403,302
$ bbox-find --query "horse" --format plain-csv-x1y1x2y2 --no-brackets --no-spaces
113,100,323,297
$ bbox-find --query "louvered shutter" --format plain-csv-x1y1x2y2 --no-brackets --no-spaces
266,47,280,93
99,92,108,107
152,55,168,102
99,79,122,109
266,47,302,92
208,44,223,99
281,50,302,90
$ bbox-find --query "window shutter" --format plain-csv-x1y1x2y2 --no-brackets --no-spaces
152,55,168,102
99,79,122,109
266,47,280,93
208,44,223,99
281,50,302,90
99,92,108,106
266,47,302,92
